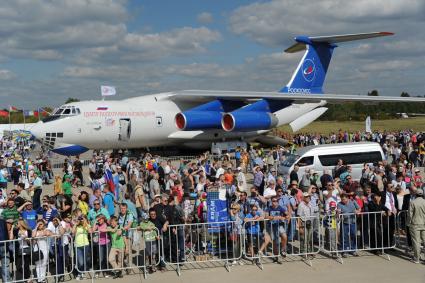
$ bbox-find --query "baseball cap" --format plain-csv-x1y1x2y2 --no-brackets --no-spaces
303,192,311,197
415,168,420,173
329,201,337,208
237,167,242,171
416,189,424,196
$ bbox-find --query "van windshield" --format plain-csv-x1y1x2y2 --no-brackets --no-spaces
282,154,299,167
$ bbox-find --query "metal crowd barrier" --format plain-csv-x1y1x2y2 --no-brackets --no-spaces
0,233,73,283
395,210,411,254
0,211,419,282
162,221,242,276
74,227,161,280
321,211,397,263
243,215,321,268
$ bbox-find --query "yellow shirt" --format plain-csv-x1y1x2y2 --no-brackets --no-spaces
78,201,89,216
75,226,90,247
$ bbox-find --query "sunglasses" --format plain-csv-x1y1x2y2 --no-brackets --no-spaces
94,203,100,205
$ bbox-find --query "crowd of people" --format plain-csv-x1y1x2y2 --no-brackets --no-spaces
0,129,423,282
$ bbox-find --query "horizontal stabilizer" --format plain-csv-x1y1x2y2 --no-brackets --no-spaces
285,32,394,53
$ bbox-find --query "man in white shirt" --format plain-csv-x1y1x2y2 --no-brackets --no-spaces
383,183,397,247
236,167,247,193
392,174,407,193
263,179,277,200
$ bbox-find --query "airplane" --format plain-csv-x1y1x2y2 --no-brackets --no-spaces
30,32,425,156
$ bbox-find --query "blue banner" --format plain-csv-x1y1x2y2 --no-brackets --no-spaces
207,191,228,223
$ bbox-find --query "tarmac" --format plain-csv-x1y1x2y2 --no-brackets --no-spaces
78,254,425,283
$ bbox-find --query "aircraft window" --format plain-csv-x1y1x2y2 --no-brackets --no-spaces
55,109,64,115
71,108,76,114
76,108,81,114
63,109,71,115
57,133,63,138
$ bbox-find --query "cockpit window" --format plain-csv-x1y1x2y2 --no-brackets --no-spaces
42,105,81,123
55,109,63,115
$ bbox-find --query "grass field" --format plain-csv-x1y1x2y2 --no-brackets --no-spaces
278,117,425,135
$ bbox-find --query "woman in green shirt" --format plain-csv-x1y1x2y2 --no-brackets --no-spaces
72,215,92,280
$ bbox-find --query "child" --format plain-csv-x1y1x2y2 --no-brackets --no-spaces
108,216,125,279
139,215,158,273
324,201,338,257
62,175,73,199
54,175,63,195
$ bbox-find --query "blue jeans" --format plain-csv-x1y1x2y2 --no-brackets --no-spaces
95,243,110,271
0,244,10,282
287,217,297,241
76,245,90,274
341,223,357,251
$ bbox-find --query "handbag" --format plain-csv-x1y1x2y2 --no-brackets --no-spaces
31,242,45,265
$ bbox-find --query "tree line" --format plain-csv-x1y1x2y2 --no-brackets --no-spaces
319,90,425,121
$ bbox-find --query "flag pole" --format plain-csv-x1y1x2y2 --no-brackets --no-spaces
8,106,11,132
23,109,26,130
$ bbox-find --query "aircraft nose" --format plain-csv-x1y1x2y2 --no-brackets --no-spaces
30,121,44,140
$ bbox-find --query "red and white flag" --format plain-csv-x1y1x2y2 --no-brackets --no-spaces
9,106,18,112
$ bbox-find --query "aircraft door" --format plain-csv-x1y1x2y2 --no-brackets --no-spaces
119,119,131,141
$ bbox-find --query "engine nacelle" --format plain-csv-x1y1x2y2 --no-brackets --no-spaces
222,111,278,132
175,111,222,130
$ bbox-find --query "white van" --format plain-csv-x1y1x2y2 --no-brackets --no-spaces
278,142,385,181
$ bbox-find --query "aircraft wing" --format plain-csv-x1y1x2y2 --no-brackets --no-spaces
165,90,425,104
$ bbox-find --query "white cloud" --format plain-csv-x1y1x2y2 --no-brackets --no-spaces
0,0,128,60
76,27,222,64
166,63,239,78
229,0,425,46
0,69,16,80
197,12,214,24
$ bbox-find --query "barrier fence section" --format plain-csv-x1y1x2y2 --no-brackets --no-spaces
74,227,161,280
243,215,321,269
162,221,242,276
0,211,420,282
0,233,73,283
321,211,397,263
395,210,411,253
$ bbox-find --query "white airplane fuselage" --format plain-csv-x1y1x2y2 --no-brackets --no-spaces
30,92,324,155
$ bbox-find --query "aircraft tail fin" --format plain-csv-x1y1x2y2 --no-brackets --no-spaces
280,32,394,94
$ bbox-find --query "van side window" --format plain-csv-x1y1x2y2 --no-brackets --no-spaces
297,156,314,167
318,151,382,166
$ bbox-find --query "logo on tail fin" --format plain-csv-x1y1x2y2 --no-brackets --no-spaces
302,59,315,82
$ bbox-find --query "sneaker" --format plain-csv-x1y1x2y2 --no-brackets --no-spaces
273,257,282,264
231,260,238,266
342,253,348,258
352,252,360,257
76,275,82,281
258,251,264,257
411,259,420,264
95,273,99,279
280,251,287,258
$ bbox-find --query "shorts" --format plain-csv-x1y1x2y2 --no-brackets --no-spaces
266,225,286,241
145,241,157,256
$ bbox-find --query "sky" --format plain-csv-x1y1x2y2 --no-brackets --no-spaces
0,0,424,108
